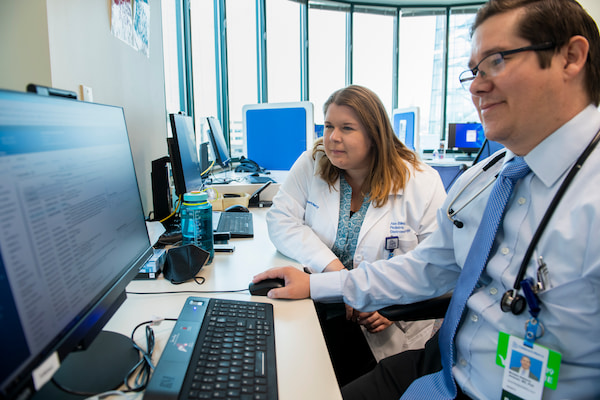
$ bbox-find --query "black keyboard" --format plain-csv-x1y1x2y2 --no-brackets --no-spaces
144,297,277,400
214,212,254,238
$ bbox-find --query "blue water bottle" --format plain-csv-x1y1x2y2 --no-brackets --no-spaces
180,191,214,264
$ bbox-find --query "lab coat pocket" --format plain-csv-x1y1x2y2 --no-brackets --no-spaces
388,234,419,257
396,236,419,253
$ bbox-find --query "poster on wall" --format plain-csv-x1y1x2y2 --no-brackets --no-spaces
111,0,133,45
133,0,150,57
111,0,150,57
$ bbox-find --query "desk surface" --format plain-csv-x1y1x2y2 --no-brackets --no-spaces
104,208,342,400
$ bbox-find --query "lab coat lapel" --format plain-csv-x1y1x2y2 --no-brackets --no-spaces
358,201,389,243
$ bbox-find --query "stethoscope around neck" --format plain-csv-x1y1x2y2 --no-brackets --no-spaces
446,128,600,315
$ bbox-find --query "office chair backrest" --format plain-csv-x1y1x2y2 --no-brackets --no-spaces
431,163,468,192
472,138,504,165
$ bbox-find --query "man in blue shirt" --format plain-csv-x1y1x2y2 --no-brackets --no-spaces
253,0,600,398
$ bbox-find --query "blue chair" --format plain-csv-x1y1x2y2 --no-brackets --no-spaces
431,163,468,192
473,138,504,164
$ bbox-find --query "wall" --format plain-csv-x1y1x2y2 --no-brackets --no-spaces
580,0,600,23
0,0,52,89
0,0,168,217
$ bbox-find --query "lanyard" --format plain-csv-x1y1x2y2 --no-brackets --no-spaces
509,127,600,298
504,127,600,346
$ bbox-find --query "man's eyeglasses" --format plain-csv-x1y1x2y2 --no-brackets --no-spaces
459,42,555,91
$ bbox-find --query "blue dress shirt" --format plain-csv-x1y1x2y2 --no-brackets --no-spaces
311,105,600,399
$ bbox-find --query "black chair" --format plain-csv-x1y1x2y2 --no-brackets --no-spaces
378,292,452,321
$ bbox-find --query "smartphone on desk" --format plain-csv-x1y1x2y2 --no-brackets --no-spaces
214,243,235,252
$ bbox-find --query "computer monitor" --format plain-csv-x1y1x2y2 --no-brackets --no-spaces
206,116,231,169
0,89,153,399
242,101,314,171
169,113,205,196
392,107,419,152
447,122,486,156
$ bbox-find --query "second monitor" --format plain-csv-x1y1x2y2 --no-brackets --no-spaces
242,101,314,171
447,122,486,159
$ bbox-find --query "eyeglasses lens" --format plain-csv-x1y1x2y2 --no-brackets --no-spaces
460,53,505,91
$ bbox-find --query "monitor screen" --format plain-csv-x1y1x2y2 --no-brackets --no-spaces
447,122,486,154
0,89,153,399
392,107,419,152
242,101,314,171
206,116,231,169
169,113,204,196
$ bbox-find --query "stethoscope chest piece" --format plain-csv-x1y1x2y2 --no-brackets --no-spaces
501,289,527,315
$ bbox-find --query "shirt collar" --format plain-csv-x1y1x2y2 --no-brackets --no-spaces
518,104,600,188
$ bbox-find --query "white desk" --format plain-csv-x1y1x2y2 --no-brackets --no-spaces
103,208,342,400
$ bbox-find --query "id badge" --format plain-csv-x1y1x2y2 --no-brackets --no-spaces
385,236,399,259
496,332,562,399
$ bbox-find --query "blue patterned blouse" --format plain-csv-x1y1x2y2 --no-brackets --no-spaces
331,174,371,270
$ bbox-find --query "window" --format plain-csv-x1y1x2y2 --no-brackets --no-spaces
446,7,480,133
308,1,348,124
352,6,395,115
397,8,446,147
162,0,484,158
226,0,258,158
267,0,301,103
161,0,182,115
189,0,218,147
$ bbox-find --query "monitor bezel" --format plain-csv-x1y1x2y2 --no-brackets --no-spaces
392,106,420,153
168,113,205,196
241,101,314,171
447,122,485,154
206,116,231,169
0,89,154,399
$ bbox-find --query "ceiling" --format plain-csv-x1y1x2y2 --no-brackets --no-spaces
335,0,484,6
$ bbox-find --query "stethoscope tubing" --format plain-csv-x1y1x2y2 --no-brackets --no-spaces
447,127,600,315
511,127,600,291
446,151,506,226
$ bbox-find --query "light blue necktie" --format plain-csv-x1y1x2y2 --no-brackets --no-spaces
401,156,531,399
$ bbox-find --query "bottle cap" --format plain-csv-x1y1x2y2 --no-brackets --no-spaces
183,191,208,203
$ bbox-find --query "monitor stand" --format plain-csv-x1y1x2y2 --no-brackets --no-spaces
455,153,475,161
34,331,139,398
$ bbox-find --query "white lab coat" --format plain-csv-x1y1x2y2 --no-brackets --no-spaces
266,150,447,360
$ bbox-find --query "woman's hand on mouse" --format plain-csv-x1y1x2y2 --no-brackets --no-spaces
252,266,310,299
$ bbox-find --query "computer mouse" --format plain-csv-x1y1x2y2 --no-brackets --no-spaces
225,204,249,213
248,278,285,296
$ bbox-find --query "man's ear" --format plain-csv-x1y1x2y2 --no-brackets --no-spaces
562,35,589,78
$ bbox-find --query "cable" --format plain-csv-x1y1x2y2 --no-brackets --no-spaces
83,390,131,399
159,194,182,223
51,318,181,398
124,319,176,392
127,288,249,295
201,159,215,177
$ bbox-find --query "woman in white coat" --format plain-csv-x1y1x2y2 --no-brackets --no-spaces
266,85,447,386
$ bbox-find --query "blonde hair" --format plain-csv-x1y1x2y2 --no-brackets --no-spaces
312,85,421,207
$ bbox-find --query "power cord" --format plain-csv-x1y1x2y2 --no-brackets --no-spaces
127,288,249,295
124,319,175,392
